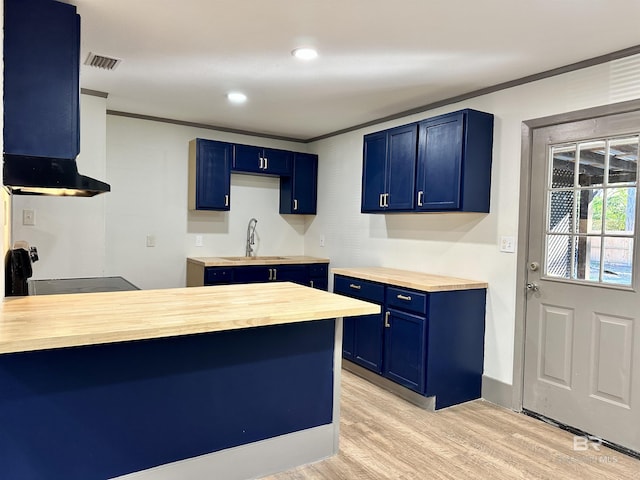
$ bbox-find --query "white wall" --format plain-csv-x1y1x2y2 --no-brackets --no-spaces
304,54,640,385
104,116,310,289
11,94,108,279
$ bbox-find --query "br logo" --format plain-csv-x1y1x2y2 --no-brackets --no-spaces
573,435,602,451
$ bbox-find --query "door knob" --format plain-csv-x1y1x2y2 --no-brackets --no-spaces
526,282,539,292
528,262,540,271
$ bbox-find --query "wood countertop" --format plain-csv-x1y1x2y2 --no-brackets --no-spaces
0,282,379,355
331,267,488,292
187,256,329,267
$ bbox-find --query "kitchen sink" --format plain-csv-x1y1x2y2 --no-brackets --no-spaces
221,256,289,261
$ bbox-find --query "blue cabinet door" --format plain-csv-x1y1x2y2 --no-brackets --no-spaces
233,145,292,176
361,131,387,212
353,312,384,373
416,109,494,212
194,139,231,210
361,124,417,212
262,148,292,176
342,317,355,360
386,125,417,210
416,113,464,211
280,153,318,214
4,0,80,159
232,144,264,173
383,308,427,393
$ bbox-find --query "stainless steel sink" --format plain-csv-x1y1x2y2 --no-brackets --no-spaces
221,256,289,261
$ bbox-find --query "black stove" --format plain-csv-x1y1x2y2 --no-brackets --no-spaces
28,277,139,295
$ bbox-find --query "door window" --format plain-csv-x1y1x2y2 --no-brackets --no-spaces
545,136,638,286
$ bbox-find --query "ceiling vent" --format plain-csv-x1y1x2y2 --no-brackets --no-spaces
84,52,121,70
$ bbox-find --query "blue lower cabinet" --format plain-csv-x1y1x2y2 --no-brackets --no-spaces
334,274,486,409
383,309,427,393
333,276,384,371
203,263,329,290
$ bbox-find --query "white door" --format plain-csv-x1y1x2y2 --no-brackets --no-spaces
523,110,640,452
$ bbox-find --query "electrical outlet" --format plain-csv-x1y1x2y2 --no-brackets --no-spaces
146,235,156,247
195,235,203,247
500,236,516,253
22,209,35,226
320,235,325,247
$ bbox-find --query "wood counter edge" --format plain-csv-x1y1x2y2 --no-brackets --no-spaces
187,256,330,267
331,267,488,292
0,284,379,355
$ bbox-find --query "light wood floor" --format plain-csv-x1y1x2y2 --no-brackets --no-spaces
263,370,640,480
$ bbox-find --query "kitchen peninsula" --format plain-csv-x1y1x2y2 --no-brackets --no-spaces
0,283,378,480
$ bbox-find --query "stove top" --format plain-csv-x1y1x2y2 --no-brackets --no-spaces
28,277,140,295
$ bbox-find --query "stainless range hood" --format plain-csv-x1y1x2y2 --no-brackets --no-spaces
3,155,111,197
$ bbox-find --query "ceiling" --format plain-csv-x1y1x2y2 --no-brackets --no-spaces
73,0,640,142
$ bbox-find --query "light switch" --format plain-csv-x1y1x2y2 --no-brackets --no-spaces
195,235,203,247
146,235,156,247
500,236,516,253
22,209,36,226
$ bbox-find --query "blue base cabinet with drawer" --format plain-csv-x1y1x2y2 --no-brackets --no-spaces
334,274,486,409
334,276,384,373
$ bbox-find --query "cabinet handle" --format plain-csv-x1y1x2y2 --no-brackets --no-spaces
273,268,277,280
268,268,272,280
224,194,229,207
384,193,389,207
259,157,264,169
264,157,268,170
294,199,298,211
349,283,361,290
384,311,391,328
379,193,384,208
397,294,412,301
417,191,423,207
310,280,314,288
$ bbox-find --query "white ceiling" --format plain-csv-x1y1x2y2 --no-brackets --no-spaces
74,0,640,141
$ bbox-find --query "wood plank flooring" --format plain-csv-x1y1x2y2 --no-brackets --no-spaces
262,370,640,480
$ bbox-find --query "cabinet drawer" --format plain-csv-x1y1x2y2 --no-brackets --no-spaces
386,286,427,315
309,263,328,278
204,267,233,285
334,275,384,303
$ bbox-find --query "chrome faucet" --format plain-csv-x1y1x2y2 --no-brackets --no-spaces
245,218,258,257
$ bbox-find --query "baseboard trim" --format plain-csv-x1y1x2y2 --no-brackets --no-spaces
482,375,514,410
113,424,336,480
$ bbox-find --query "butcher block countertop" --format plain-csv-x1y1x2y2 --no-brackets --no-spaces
332,267,488,292
0,282,378,355
187,255,329,267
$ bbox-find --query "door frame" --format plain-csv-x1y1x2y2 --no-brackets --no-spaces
512,98,640,410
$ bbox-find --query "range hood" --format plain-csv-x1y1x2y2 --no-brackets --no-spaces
3,155,111,197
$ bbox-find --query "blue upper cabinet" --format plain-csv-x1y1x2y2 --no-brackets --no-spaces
233,144,292,176
188,139,231,210
280,153,318,214
416,109,494,212
361,109,493,214
361,124,417,212
4,0,81,159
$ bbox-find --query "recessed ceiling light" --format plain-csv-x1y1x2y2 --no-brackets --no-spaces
227,92,247,104
292,47,318,61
